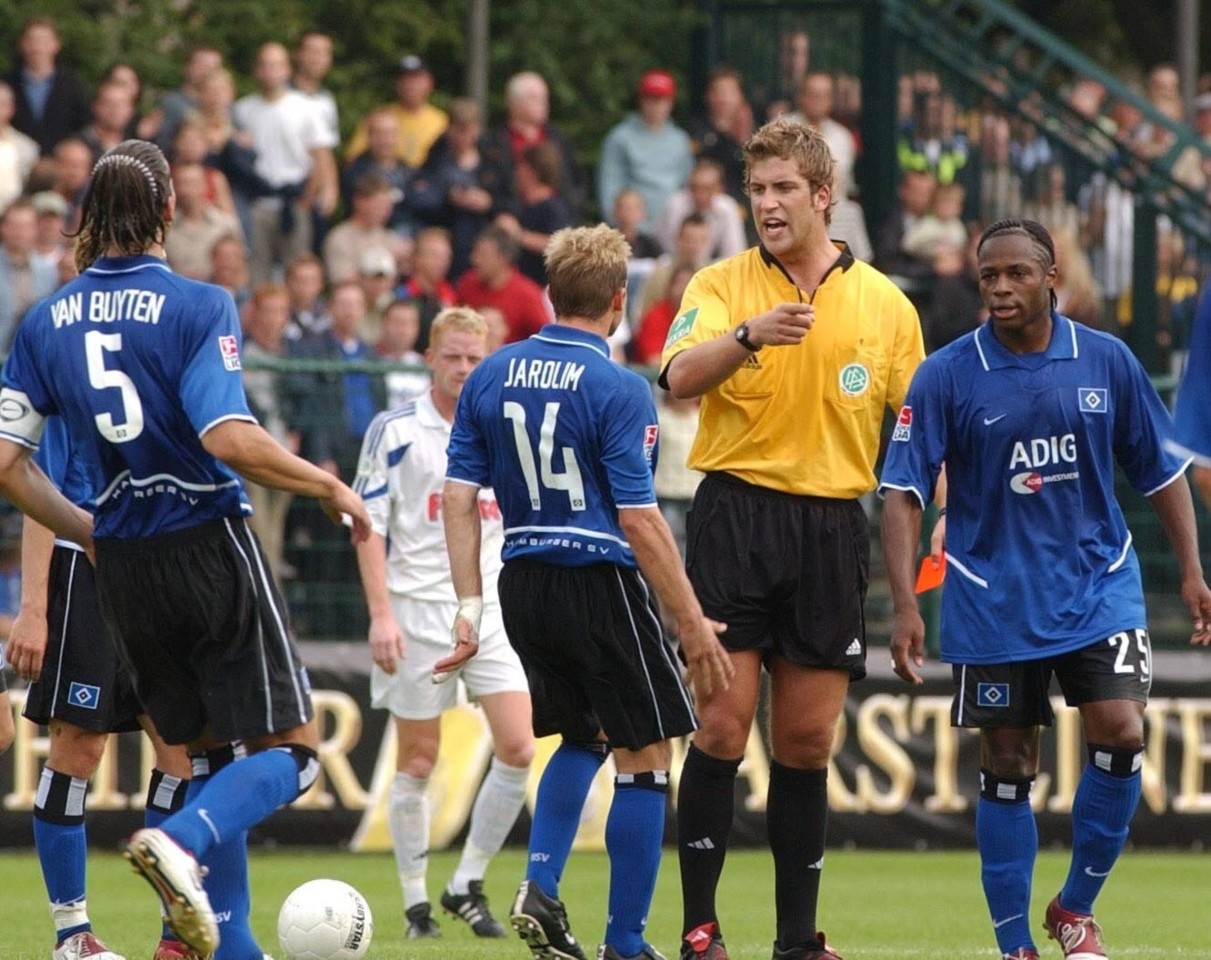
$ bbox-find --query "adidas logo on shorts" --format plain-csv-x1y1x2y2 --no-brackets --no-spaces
845,638,862,656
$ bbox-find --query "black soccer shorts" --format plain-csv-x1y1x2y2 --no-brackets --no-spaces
686,471,869,679
95,517,314,745
952,628,1152,728
499,558,697,751
23,545,143,733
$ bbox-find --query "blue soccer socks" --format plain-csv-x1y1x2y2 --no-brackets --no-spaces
1061,745,1143,915
33,768,90,942
604,772,668,957
977,771,1038,955
525,740,607,898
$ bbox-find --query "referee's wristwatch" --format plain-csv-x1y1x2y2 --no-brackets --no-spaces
734,323,761,352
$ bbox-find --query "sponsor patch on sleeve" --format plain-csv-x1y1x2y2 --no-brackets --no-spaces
664,306,699,347
643,423,659,462
891,405,912,442
218,335,241,371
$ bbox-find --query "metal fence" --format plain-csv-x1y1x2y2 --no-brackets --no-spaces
248,357,1209,650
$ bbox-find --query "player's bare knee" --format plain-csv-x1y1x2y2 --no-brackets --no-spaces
152,742,192,779
613,739,672,774
399,753,436,779
978,745,1036,784
770,723,834,769
693,708,751,759
0,707,13,756
396,730,440,777
154,749,193,780
1087,722,1143,752
1081,703,1144,750
980,730,1039,779
494,735,535,769
48,722,108,777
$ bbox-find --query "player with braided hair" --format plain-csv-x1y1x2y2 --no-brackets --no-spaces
881,218,1211,960
0,139,372,958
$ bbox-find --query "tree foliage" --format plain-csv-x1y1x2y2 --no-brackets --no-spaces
4,0,1194,171
0,0,699,167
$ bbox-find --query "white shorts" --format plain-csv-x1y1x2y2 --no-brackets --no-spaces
370,595,529,720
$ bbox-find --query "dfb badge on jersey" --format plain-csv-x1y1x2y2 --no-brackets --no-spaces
218,335,241,371
643,424,659,463
892,405,912,442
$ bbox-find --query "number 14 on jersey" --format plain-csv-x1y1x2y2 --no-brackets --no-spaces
504,401,586,511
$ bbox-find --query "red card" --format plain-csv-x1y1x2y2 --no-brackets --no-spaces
914,554,946,593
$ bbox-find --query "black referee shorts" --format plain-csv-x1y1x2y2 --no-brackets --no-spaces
23,544,143,733
95,517,314,746
499,559,697,751
686,471,869,679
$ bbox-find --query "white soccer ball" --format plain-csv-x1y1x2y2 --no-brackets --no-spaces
276,879,374,960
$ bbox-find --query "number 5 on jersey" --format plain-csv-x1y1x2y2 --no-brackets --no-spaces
86,330,144,443
504,401,586,511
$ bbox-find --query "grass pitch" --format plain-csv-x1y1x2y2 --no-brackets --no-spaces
0,847,1207,959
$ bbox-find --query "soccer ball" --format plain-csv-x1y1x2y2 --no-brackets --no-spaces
277,879,374,960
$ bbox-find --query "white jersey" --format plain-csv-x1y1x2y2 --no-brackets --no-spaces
233,89,337,188
355,391,504,603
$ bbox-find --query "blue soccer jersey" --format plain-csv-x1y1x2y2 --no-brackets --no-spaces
1168,287,1211,464
446,324,659,567
0,255,255,539
34,416,96,511
878,314,1188,664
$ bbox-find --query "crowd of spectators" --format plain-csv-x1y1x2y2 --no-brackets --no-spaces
1,13,1209,635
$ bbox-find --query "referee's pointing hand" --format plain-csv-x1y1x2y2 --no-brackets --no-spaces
748,302,814,348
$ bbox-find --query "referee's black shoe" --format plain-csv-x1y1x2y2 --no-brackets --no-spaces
598,943,668,960
680,921,729,960
441,880,507,937
510,879,588,960
405,901,441,938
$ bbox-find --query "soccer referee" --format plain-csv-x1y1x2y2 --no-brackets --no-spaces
661,118,924,960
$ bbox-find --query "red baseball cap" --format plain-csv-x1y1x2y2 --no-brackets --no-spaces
637,70,676,99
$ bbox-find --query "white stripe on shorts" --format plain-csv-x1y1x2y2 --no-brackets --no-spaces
48,551,79,719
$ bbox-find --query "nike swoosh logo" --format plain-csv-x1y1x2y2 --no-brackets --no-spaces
983,414,1007,425
992,913,1024,929
1084,866,1112,877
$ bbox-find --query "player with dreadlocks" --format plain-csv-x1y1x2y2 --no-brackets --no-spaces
0,139,371,958
879,218,1211,960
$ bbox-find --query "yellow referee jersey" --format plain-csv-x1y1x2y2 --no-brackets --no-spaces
660,244,924,498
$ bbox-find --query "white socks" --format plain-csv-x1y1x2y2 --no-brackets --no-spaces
449,758,529,895
388,771,430,908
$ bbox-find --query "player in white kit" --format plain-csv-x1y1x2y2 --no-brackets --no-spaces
354,306,534,940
